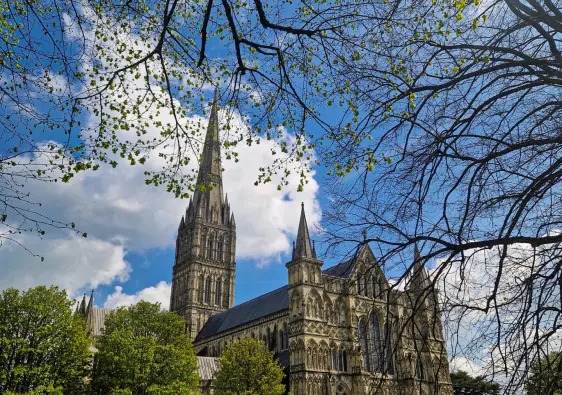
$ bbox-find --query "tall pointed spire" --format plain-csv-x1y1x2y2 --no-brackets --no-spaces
410,244,431,290
191,90,225,218
197,89,222,185
293,203,315,259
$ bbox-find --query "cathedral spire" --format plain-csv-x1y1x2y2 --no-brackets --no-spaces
192,91,225,217
293,203,314,259
410,244,431,291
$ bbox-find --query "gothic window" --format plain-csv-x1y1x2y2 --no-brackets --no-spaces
343,349,348,372
198,274,204,303
331,347,338,370
369,312,382,372
204,276,211,304
363,276,368,296
266,327,271,350
337,300,347,324
372,276,378,298
223,280,230,308
206,235,213,259
384,322,394,374
356,275,362,295
359,319,370,371
215,278,222,306
279,330,284,350
217,236,223,260
338,350,344,372
415,358,424,380
283,322,288,349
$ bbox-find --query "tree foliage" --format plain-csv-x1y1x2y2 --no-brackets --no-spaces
2,0,562,389
214,338,285,395
0,286,91,394
90,301,199,395
525,352,562,395
450,370,500,395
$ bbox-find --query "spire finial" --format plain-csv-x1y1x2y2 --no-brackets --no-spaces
294,203,314,259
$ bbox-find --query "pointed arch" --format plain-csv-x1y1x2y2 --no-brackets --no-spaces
198,273,204,303
206,233,213,258
204,276,211,304
359,318,370,371
384,321,394,374
217,235,224,260
214,277,222,305
369,311,382,372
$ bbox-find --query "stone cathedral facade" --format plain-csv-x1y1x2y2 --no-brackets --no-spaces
169,98,453,395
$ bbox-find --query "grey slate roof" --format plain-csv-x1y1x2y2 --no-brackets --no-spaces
197,356,220,380
322,258,355,278
195,285,289,342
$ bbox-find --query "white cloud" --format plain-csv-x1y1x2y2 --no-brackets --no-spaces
0,229,130,298
104,281,171,309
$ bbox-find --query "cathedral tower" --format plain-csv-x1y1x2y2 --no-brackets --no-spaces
170,94,236,340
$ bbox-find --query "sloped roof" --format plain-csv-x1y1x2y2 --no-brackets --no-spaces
195,285,289,342
322,258,355,278
197,356,220,380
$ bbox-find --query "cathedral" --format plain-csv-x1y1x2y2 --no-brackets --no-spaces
168,97,454,395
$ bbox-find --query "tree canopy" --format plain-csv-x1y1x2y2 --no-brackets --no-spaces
2,0,562,390
525,352,562,395
0,286,91,394
89,301,199,395
213,337,285,395
450,370,500,395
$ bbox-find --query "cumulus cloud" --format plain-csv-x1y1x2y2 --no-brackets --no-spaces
0,228,130,298
104,281,171,309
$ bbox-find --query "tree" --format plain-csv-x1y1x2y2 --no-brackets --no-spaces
0,286,91,394
525,352,562,395
214,338,285,395
4,0,562,389
450,371,500,395
90,301,199,395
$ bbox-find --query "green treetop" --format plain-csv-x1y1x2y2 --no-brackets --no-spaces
89,301,199,395
525,352,562,395
0,286,92,394
214,337,285,395
450,370,500,395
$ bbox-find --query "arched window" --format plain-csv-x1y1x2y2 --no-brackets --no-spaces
266,327,271,350
384,322,394,374
338,350,343,371
331,348,338,370
204,277,211,304
198,274,204,303
356,275,362,295
283,322,289,349
217,237,223,260
359,319,370,371
343,349,348,372
415,358,424,380
206,235,213,258
279,330,284,350
372,276,378,298
223,280,230,308
215,278,222,306
363,276,368,296
369,313,382,372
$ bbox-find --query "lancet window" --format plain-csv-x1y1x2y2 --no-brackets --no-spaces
215,278,222,306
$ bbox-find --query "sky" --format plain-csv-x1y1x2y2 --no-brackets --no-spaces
0,1,520,382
